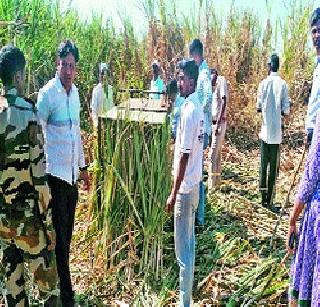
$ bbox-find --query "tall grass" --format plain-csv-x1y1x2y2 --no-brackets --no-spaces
94,118,171,282
0,0,314,134
0,0,148,131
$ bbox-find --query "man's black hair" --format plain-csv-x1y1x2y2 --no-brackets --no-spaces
189,38,203,57
179,59,199,84
166,79,178,95
57,39,79,62
310,7,320,27
269,54,279,72
211,68,218,75
0,45,26,86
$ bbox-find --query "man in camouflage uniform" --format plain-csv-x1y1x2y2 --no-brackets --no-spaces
0,46,59,306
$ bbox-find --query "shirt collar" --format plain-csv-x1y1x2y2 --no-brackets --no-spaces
199,59,207,70
270,71,279,77
152,76,161,83
6,88,18,96
185,91,197,101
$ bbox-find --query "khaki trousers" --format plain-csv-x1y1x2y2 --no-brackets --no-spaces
208,121,227,190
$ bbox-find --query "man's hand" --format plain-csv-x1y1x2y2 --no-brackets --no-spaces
215,124,220,136
166,191,176,214
203,103,210,113
38,188,51,214
46,229,56,251
166,153,188,215
213,120,221,136
80,170,90,191
286,223,297,254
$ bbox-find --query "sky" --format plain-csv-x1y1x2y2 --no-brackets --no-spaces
65,0,320,49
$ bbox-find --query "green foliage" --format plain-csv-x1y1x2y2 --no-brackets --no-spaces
0,0,148,131
93,118,171,281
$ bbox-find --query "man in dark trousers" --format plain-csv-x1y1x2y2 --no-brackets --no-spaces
37,40,90,306
257,54,290,209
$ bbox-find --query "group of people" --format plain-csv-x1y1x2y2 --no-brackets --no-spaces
0,40,89,306
164,6,320,307
0,6,320,307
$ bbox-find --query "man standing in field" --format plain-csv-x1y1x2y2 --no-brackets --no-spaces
166,59,204,307
150,60,164,100
91,63,114,128
257,54,290,209
0,45,58,306
208,68,228,189
37,40,89,306
305,7,320,147
189,38,212,227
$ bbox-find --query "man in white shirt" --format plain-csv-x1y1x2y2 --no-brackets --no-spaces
37,40,90,306
208,68,228,189
257,54,290,208
189,38,212,226
305,8,320,146
91,63,113,128
166,59,204,307
150,60,164,99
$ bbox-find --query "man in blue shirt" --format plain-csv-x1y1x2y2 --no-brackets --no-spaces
305,8,320,146
150,60,164,99
189,39,212,226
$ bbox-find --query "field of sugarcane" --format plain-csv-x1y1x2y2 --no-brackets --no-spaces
0,0,317,305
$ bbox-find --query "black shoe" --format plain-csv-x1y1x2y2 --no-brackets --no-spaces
195,225,204,235
270,204,281,214
261,192,268,207
195,217,204,227
62,299,75,307
44,296,59,307
61,291,75,307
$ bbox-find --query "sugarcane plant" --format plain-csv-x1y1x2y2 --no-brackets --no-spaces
92,116,172,283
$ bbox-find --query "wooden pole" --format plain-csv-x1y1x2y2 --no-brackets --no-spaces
269,145,307,250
